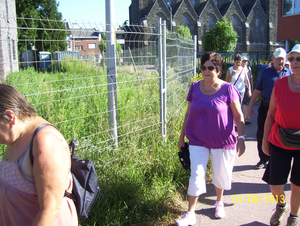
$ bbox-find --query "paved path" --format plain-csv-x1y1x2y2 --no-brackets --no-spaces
179,103,292,226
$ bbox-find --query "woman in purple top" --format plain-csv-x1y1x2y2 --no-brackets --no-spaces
176,52,245,226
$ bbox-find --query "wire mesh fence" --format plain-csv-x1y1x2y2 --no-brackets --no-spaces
1,16,195,167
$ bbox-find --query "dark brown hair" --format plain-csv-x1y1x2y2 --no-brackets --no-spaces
234,54,242,61
201,52,223,76
0,84,36,122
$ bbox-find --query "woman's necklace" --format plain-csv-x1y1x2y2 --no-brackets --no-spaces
293,75,300,88
4,130,25,161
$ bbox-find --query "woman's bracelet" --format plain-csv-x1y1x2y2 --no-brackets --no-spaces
237,135,245,140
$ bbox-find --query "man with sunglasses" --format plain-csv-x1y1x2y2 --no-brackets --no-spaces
247,47,292,169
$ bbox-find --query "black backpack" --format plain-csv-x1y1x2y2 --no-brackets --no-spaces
29,123,100,218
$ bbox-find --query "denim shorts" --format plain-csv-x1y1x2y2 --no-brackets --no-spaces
262,143,300,186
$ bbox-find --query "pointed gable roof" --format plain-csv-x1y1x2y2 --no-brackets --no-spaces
173,0,198,19
221,0,246,21
147,0,170,20
197,0,222,20
243,0,267,19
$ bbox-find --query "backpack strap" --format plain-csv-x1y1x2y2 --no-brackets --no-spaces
29,123,53,164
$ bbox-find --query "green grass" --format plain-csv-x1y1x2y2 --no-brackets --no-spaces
1,60,197,225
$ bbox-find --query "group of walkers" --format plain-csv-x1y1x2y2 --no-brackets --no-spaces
176,44,300,226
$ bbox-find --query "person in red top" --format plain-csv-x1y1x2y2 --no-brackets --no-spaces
262,44,300,226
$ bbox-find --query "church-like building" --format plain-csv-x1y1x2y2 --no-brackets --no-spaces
129,0,281,52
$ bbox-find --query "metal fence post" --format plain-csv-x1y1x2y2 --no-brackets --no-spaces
105,0,118,147
193,35,197,77
158,18,167,137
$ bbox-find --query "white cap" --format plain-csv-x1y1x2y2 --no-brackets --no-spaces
242,56,248,61
288,44,300,55
273,47,286,59
285,61,290,65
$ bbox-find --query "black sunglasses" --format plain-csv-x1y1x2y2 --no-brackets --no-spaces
200,65,216,71
288,56,300,62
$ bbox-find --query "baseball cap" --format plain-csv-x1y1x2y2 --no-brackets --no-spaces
242,56,248,61
285,61,290,66
273,47,286,59
287,44,300,55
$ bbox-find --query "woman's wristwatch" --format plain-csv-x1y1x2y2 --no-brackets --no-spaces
237,135,245,140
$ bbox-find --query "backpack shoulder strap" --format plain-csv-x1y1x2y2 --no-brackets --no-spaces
29,123,53,164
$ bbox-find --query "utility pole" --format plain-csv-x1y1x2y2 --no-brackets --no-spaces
105,0,118,147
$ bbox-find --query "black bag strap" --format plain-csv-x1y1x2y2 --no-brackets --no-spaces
29,123,53,164
233,67,244,86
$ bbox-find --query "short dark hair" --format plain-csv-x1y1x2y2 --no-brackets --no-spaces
234,54,242,61
0,84,36,122
201,52,223,77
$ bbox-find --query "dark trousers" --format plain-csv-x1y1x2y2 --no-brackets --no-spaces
256,102,270,163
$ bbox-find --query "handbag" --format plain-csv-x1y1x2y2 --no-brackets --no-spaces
278,125,300,148
29,123,100,218
178,142,190,170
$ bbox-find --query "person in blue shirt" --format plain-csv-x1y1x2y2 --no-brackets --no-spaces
247,47,292,169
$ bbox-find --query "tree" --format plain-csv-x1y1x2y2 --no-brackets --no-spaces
98,33,122,55
177,25,192,40
202,17,238,52
16,0,67,55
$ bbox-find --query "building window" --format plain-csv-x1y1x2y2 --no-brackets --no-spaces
88,43,96,49
250,27,254,43
260,27,264,43
255,19,259,43
283,0,300,15
203,25,207,34
68,41,71,49
189,24,194,36
209,17,213,30
75,45,83,51
190,0,195,6
237,26,242,43
75,39,83,42
233,18,236,29
184,16,188,26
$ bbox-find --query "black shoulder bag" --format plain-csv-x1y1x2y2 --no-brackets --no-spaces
278,125,300,148
29,123,100,218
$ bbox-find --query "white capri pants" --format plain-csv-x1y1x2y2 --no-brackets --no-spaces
187,145,236,197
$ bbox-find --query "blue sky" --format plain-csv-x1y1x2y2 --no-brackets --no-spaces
57,0,131,28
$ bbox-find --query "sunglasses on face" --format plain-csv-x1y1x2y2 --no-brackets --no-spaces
200,65,216,71
288,56,300,62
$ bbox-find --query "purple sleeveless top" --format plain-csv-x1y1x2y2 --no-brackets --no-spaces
0,131,78,226
185,81,240,149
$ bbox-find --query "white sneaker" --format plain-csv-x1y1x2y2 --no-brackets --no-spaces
176,212,197,226
215,201,225,219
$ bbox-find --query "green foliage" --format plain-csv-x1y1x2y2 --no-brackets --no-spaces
16,0,67,55
177,25,193,40
98,33,122,55
202,17,238,52
2,66,191,225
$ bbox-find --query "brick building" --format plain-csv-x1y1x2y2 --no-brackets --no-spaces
277,0,300,51
129,0,281,52
67,27,102,57
0,0,18,82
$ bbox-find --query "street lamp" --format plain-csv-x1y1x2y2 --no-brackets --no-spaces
167,2,172,32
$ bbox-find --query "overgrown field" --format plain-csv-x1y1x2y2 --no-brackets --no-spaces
1,61,202,225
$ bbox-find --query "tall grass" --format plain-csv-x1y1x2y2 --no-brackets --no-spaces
1,59,196,225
